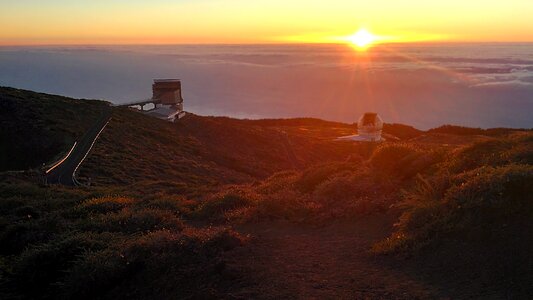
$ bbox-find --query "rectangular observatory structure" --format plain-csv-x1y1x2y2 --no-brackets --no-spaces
152,79,184,111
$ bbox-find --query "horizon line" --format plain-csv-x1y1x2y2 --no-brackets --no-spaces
2,41,533,47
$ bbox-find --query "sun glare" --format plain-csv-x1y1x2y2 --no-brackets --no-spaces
348,29,377,50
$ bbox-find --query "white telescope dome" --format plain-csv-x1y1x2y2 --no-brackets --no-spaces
336,112,384,142
357,113,383,141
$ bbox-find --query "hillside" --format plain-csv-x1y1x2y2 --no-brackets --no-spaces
77,108,366,197
0,87,532,299
0,87,109,171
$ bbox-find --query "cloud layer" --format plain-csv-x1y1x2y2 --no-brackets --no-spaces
1,44,532,129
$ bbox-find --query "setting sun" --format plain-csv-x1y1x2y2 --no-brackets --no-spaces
348,29,377,49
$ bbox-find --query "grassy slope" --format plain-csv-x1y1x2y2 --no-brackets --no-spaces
78,108,368,197
196,132,533,297
0,173,244,299
79,107,427,198
1,87,532,298
0,87,108,171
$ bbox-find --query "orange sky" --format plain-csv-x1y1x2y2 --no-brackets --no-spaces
1,0,533,45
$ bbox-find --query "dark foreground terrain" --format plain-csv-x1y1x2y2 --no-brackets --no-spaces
1,87,532,299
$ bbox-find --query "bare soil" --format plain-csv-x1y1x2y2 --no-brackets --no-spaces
221,213,434,299
221,212,512,300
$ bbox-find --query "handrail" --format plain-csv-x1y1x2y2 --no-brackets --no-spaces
45,142,78,174
72,118,111,186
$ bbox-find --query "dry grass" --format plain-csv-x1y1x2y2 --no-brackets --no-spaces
2,87,532,298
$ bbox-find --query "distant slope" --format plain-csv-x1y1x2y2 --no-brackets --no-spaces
3,86,519,193
427,124,528,136
78,109,364,195
0,87,108,171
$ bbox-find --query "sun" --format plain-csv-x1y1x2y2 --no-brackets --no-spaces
348,29,377,49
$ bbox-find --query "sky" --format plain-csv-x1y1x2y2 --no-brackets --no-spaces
1,0,533,45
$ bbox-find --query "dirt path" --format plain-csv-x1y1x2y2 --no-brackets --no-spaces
224,213,441,299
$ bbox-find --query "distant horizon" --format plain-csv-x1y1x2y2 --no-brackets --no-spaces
2,43,532,130
3,41,533,47
4,84,533,132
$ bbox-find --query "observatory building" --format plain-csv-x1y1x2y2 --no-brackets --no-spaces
122,79,185,122
337,112,384,142
152,79,184,109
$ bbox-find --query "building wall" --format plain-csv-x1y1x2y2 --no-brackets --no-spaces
152,81,183,105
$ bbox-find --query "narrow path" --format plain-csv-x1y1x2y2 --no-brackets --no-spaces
46,108,112,186
225,214,439,299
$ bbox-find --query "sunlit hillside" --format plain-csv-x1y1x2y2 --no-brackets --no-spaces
0,88,532,299
78,109,363,195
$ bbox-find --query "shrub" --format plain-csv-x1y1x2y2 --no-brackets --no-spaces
79,196,135,214
254,171,298,195
60,228,246,299
141,195,198,217
445,165,533,220
443,132,533,174
0,216,65,255
370,144,422,175
194,187,260,221
444,139,512,173
83,208,184,233
313,169,397,216
376,164,533,254
7,232,116,299
252,190,317,222
499,133,533,165
295,162,358,193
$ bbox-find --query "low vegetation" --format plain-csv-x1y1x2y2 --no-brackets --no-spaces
193,143,443,224
1,87,532,298
0,176,245,299
0,87,108,171
373,132,533,292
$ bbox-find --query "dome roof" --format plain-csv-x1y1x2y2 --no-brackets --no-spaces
336,112,384,142
357,112,383,130
357,113,383,140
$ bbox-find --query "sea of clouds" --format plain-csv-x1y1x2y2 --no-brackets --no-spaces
1,43,532,129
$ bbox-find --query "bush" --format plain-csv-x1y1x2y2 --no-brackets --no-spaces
374,164,533,292
0,217,65,255
370,144,421,175
295,162,357,193
443,132,533,174
252,190,317,222
254,171,298,195
376,164,533,254
313,169,397,216
83,208,184,233
194,187,260,221
79,196,135,214
60,228,246,299
8,232,116,299
141,195,197,217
